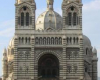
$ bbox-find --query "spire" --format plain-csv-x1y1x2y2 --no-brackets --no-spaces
47,0,54,10
2,48,7,60
92,47,98,61
3,48,7,54
92,47,97,54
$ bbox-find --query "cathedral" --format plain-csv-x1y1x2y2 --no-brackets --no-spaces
2,0,98,80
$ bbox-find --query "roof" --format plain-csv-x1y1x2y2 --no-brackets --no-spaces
36,10,62,30
83,35,91,47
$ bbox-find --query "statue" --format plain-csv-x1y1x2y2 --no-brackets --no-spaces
47,0,54,5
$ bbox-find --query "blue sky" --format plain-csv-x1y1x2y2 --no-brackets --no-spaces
0,0,100,77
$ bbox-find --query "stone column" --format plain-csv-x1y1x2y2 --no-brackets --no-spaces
92,59,98,80
30,36,35,80
78,36,84,80
13,36,18,80
59,35,67,80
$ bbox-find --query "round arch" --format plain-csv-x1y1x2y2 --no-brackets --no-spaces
65,4,80,15
35,50,62,64
17,4,33,15
38,54,59,78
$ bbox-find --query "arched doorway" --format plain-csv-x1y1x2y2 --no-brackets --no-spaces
38,54,59,80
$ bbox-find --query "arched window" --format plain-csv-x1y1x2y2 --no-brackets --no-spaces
73,12,77,26
21,12,24,26
26,12,29,26
73,37,75,44
22,37,24,44
43,38,46,45
28,37,30,44
86,48,88,55
55,37,58,45
68,13,72,26
59,37,62,45
39,37,42,45
76,37,79,44
51,37,54,45
66,6,79,26
35,37,39,45
85,67,87,72
25,37,27,44
47,37,50,45
38,54,59,78
70,37,72,44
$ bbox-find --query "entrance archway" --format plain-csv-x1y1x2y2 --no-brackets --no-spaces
38,54,59,79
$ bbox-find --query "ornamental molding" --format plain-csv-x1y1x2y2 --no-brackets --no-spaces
34,49,62,64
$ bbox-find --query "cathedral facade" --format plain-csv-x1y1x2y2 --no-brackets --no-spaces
2,0,98,80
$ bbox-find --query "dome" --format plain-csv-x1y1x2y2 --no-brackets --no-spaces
8,37,15,48
83,35,91,47
36,0,62,30
36,10,62,30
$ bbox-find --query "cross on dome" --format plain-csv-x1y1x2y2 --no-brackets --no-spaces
47,0,54,10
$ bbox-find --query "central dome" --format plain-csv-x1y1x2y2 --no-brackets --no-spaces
36,10,62,30
36,0,62,30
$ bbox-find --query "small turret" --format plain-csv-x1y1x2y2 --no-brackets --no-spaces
2,48,7,60
92,47,97,54
92,47,98,59
2,48,8,80
92,47,98,80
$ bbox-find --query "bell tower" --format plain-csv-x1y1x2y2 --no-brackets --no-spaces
15,0,36,33
13,0,36,80
62,0,82,30
62,0,84,80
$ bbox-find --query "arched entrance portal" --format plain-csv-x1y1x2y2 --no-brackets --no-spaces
38,54,59,80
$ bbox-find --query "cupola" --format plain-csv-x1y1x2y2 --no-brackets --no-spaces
36,0,62,30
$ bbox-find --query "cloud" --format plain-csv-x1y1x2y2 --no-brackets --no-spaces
0,27,14,37
82,0,100,76
83,0,100,11
83,0,100,35
0,19,14,37
0,20,14,29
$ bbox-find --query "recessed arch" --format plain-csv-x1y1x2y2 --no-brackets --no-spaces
36,50,62,66
65,4,79,14
38,54,59,78
17,4,32,14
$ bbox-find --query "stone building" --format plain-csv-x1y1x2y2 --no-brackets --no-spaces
2,0,98,80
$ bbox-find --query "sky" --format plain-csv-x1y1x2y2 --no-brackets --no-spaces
0,0,100,77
